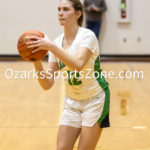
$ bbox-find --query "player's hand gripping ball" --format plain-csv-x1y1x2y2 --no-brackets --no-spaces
17,30,48,61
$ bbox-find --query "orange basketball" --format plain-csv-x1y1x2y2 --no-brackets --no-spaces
17,30,48,61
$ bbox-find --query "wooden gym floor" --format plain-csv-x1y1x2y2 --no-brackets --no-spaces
0,61,150,150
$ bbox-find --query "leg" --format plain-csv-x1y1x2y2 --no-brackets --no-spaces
77,122,103,150
94,20,101,38
57,125,81,150
86,21,101,38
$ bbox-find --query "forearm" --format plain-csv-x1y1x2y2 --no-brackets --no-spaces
49,44,83,71
33,61,54,90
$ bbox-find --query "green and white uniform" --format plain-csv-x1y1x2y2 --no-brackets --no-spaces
48,27,110,128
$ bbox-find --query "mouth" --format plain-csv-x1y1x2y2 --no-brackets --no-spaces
59,18,65,21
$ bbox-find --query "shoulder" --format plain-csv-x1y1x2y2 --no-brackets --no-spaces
77,27,99,55
78,27,98,44
78,27,97,42
79,27,96,37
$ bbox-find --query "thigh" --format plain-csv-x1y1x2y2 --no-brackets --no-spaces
77,122,102,150
57,125,81,150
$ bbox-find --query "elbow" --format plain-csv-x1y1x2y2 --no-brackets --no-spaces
71,61,85,72
41,83,53,91
76,67,82,72
42,86,50,91
75,65,84,72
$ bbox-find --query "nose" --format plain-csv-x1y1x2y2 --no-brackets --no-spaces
58,9,63,16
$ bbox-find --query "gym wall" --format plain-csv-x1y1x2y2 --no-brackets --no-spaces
0,0,150,55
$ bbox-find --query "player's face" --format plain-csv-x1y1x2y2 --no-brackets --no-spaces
58,0,78,26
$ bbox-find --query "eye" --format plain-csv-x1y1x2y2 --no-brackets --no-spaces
63,7,69,11
58,7,61,12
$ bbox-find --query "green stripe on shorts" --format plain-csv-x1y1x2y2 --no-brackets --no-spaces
94,56,110,126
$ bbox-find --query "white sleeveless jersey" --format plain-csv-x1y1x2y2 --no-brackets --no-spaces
48,27,108,101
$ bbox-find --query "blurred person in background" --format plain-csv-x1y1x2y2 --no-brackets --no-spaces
83,0,107,38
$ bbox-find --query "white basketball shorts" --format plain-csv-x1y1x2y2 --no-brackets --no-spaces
59,88,110,128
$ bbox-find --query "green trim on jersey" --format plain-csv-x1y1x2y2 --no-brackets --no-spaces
58,60,66,70
58,60,82,86
94,56,110,126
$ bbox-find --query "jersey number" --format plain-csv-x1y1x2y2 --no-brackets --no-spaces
59,60,82,86
67,70,82,85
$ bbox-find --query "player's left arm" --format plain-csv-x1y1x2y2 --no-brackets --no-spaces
49,44,92,71
27,36,92,71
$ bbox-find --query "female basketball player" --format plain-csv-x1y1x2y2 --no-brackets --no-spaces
27,0,110,149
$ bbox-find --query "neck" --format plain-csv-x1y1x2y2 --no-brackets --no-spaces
64,24,79,41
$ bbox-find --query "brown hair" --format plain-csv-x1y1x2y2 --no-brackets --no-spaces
60,0,83,26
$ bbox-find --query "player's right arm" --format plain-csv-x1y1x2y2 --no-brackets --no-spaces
33,61,59,90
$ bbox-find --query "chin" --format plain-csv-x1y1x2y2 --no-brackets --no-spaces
59,23,65,26
59,21,65,26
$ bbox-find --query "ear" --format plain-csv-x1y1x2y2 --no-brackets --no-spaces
75,10,82,20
